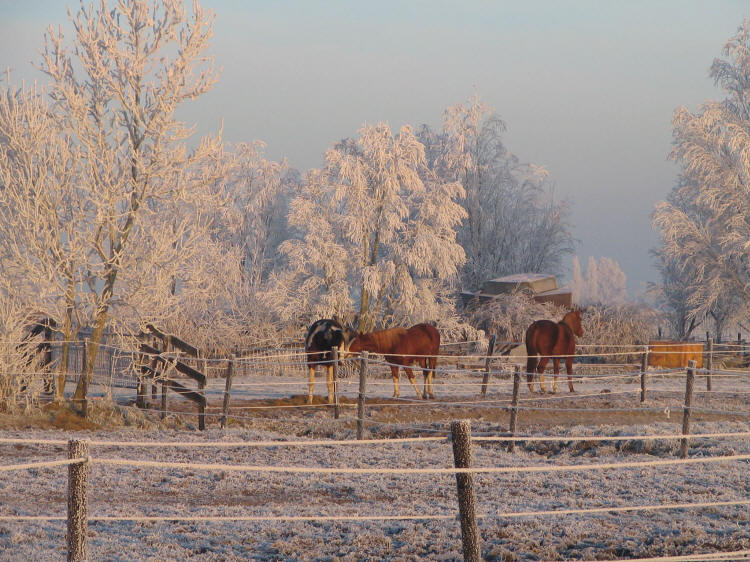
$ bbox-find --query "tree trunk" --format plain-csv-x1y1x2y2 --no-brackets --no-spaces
72,277,115,409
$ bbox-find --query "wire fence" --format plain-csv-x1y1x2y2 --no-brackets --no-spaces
1,424,748,560
3,333,749,559
7,337,750,437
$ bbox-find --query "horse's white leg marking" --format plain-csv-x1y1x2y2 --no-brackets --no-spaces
537,357,550,393
404,365,424,400
390,365,400,398
326,364,334,404
307,366,316,404
527,359,536,394
552,358,560,394
566,357,575,393
422,359,435,400
431,358,437,399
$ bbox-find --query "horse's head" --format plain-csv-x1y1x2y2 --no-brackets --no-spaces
338,322,360,357
564,309,584,338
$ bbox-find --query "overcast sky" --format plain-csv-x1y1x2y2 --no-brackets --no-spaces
1,1,748,295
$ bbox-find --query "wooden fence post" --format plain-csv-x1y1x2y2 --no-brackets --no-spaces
151,336,159,400
508,365,521,453
640,346,649,403
106,336,115,401
198,378,206,431
78,339,89,417
221,355,235,429
159,382,167,420
67,439,89,562
333,349,340,420
357,351,368,440
680,360,696,459
480,334,497,397
705,338,713,392
197,352,207,431
451,420,481,562
136,341,148,410
160,337,170,420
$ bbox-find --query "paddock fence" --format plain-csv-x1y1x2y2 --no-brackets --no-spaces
1,420,749,561
5,339,750,439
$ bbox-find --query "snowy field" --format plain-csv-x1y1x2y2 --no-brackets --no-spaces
1,367,749,561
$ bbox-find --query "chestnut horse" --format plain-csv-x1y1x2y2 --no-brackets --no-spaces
347,323,440,399
525,309,583,394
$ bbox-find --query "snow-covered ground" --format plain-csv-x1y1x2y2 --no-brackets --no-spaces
1,368,749,560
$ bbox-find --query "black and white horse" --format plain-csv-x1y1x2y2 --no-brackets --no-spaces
20,313,57,393
304,318,349,404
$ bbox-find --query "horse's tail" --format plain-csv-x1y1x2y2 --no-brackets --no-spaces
525,322,537,377
526,355,538,376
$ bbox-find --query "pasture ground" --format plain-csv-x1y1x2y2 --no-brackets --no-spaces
1,367,749,560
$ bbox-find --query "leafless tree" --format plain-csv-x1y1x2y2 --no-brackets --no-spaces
419,94,575,290
34,0,231,408
654,18,750,327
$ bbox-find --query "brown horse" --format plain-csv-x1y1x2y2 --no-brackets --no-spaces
347,323,440,399
525,309,583,394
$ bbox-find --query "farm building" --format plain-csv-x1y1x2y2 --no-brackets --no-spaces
461,273,573,309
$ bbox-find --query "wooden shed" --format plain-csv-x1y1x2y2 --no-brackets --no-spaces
461,273,573,309
648,341,704,369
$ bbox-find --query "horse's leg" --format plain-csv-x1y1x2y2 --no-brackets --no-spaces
566,356,575,392
552,358,560,394
537,357,550,393
419,358,432,400
427,357,437,399
526,356,538,393
326,364,335,404
390,365,401,398
307,366,316,404
404,365,424,400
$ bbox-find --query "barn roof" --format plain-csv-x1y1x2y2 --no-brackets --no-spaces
460,273,572,309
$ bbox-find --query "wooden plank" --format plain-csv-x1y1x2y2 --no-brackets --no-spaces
139,343,206,385
144,324,199,357
138,364,160,378
162,378,206,406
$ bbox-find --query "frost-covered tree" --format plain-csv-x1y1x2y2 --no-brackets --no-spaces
649,248,702,340
597,257,628,306
274,122,466,332
418,94,575,289
0,83,87,400
653,18,750,323
218,142,290,289
33,0,231,409
578,303,661,363
584,257,601,305
570,256,585,305
0,293,52,413
573,256,627,306
466,291,565,343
